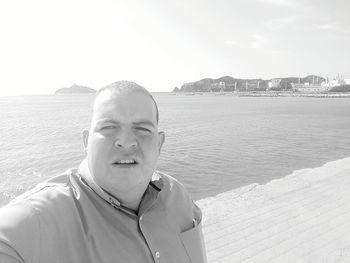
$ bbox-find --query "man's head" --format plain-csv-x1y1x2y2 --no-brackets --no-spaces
82,81,165,210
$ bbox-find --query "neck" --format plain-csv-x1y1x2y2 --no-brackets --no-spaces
78,158,148,212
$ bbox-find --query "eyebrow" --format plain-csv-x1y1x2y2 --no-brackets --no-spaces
96,119,119,125
96,119,156,128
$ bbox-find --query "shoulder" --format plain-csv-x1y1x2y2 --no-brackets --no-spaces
154,170,185,190
14,170,76,207
154,170,201,212
0,170,81,262
154,171,203,230
155,171,189,197
0,170,79,223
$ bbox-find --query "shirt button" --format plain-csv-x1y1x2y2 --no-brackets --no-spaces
155,251,160,258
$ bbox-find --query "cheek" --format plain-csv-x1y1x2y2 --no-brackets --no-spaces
140,139,161,160
88,136,112,160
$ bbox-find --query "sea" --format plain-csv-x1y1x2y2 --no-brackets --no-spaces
1,93,350,206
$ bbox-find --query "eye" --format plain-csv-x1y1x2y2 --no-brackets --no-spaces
135,127,151,133
101,125,116,130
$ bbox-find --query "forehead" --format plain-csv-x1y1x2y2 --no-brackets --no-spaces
92,90,157,123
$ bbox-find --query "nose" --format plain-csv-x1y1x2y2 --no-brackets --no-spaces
114,129,137,149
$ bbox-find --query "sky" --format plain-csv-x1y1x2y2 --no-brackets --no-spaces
0,0,349,96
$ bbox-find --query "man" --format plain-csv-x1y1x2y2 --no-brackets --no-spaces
0,81,207,263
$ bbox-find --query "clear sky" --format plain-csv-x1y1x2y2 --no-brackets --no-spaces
0,0,349,96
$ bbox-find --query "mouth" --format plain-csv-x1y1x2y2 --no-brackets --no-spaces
112,159,138,168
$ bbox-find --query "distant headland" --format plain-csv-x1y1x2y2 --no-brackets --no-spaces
173,75,350,93
55,84,96,94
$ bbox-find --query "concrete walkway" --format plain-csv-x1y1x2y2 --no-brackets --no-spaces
197,157,350,263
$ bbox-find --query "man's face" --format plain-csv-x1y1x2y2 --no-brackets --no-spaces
83,91,164,204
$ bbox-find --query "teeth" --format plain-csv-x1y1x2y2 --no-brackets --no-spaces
116,160,135,164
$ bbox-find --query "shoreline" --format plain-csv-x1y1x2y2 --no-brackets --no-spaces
198,157,350,262
174,91,350,98
238,92,350,98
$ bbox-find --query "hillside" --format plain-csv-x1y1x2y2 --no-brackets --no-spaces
175,75,325,92
55,84,96,94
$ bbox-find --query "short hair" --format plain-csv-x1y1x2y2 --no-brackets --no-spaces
93,80,159,124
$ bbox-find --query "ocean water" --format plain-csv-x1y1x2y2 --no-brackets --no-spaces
1,93,350,206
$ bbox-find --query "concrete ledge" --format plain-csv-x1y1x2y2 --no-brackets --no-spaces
197,157,350,263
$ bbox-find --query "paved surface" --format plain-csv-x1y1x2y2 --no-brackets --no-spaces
197,157,350,263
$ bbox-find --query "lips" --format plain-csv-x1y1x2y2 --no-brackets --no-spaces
112,159,138,167
114,160,137,164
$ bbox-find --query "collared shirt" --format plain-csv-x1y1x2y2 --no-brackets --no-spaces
0,161,207,263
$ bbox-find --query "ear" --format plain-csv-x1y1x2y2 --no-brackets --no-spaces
82,129,89,151
157,131,165,153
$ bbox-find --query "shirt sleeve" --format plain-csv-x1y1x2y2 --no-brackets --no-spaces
0,199,41,263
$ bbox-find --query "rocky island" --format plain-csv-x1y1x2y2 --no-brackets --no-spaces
55,84,96,94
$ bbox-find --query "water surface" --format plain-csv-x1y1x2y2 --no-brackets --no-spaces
1,93,350,205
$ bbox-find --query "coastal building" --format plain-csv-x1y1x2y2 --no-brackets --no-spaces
329,77,346,87
291,75,330,93
268,79,282,90
291,75,350,93
291,82,331,93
